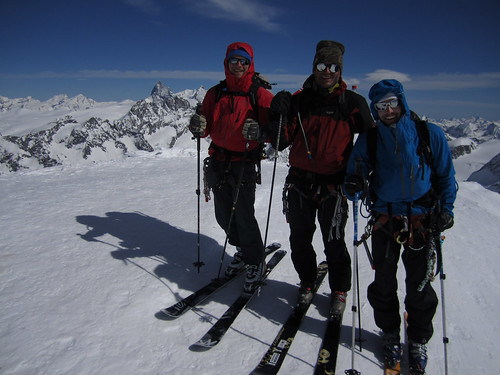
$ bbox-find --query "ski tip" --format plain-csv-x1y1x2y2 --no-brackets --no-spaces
155,310,179,321
265,242,281,249
189,342,215,352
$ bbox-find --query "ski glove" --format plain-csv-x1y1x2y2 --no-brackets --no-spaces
189,113,207,137
437,212,454,232
271,90,291,116
242,118,261,141
268,91,290,138
344,174,366,199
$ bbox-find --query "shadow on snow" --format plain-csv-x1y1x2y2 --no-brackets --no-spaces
75,211,377,359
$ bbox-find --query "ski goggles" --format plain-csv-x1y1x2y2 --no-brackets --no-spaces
374,99,400,111
228,57,250,66
315,63,339,72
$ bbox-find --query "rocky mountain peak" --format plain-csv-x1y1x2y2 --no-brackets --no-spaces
150,81,173,99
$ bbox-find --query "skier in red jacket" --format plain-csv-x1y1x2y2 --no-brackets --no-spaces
188,42,273,293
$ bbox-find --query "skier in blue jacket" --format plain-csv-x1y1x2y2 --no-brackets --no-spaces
344,79,457,374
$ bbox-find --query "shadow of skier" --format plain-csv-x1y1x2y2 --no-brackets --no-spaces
76,211,222,292
75,212,342,349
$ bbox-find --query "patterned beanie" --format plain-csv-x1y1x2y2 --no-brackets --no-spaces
313,40,345,73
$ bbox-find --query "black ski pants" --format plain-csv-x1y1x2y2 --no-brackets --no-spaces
209,158,265,266
286,182,351,293
368,218,438,344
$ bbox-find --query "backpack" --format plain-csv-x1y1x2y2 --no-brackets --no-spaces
367,111,433,176
214,72,273,120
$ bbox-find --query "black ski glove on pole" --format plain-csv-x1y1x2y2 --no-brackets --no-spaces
189,114,207,137
437,212,454,232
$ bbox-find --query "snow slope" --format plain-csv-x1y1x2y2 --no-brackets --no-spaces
1,140,499,375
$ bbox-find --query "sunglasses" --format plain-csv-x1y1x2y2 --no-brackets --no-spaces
374,99,400,111
316,63,339,72
228,57,250,66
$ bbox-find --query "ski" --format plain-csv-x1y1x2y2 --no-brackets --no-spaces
313,310,344,375
251,262,329,375
158,242,281,319
189,250,287,351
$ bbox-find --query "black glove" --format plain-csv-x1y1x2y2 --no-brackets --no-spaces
437,212,454,232
242,118,260,141
271,90,291,116
344,175,366,198
189,113,207,137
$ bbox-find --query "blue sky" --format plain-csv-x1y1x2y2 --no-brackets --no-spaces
1,0,500,120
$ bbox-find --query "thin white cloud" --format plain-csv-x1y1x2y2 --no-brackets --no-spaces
3,70,500,93
363,70,500,91
405,72,500,90
364,69,412,83
186,0,282,32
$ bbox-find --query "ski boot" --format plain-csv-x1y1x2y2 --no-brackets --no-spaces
225,248,245,277
243,261,265,293
408,340,427,375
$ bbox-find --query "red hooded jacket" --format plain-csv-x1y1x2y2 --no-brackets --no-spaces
199,42,273,156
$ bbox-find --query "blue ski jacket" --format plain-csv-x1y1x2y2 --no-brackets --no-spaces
345,79,457,216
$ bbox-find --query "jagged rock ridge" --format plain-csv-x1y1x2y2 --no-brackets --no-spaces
0,82,205,172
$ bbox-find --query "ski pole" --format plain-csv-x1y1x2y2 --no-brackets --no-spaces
217,142,250,278
192,104,205,273
193,134,205,273
355,247,364,351
345,192,361,375
438,234,449,375
263,114,283,247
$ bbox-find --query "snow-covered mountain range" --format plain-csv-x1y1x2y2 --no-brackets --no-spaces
1,82,499,192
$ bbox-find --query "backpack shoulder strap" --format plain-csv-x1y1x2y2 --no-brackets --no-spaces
411,111,433,166
248,73,273,119
214,79,227,104
367,125,378,171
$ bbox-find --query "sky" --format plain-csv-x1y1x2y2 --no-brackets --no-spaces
1,0,500,120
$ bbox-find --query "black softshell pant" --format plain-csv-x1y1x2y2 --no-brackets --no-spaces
209,158,264,266
286,182,351,292
368,219,438,344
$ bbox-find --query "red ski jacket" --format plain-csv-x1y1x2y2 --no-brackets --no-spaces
285,76,374,178
199,42,273,158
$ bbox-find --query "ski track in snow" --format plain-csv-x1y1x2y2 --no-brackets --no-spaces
0,148,499,375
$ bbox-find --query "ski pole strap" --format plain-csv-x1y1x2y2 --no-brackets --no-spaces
202,157,212,202
434,231,444,277
417,236,438,292
328,192,346,242
353,192,359,244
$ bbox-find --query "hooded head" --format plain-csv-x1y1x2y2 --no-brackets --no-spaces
368,79,410,122
313,40,345,74
224,42,255,91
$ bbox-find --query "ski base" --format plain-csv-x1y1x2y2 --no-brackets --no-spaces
158,242,281,319
189,250,287,351
313,312,343,375
251,261,328,375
